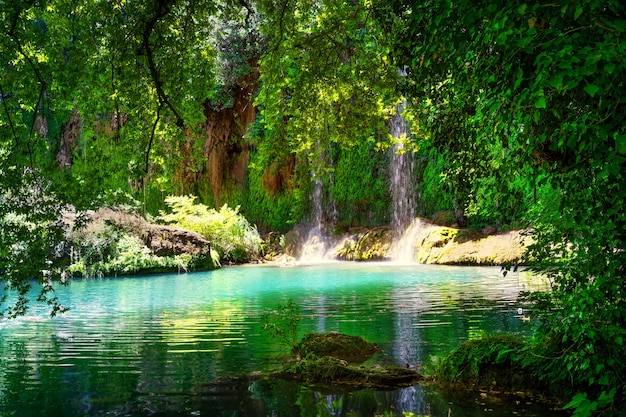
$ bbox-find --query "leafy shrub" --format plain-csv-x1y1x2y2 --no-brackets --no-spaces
158,195,261,263
0,169,74,317
436,334,542,394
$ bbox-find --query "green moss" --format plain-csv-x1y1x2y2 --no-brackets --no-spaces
335,228,392,261
274,332,423,389
293,332,379,363
437,334,542,394
354,228,392,261
279,355,422,388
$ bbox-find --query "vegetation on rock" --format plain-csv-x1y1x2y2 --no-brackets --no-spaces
437,335,543,395
292,332,379,364
66,207,219,277
261,300,422,389
277,354,423,389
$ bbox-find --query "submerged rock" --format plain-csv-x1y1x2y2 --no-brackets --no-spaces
276,332,423,390
436,334,562,402
278,355,423,389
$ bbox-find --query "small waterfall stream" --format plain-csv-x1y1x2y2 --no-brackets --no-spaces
389,99,417,234
300,146,338,262
300,175,332,262
388,98,419,262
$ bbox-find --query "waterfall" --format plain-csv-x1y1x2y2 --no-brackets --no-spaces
389,99,417,233
388,99,419,262
299,154,337,262
300,174,330,262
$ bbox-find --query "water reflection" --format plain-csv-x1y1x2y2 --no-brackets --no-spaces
0,263,559,416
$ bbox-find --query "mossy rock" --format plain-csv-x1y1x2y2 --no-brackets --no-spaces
279,332,423,390
335,228,392,261
354,228,393,260
292,332,379,363
437,334,540,393
277,355,423,389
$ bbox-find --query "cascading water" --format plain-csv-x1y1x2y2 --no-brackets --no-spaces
389,99,417,233
300,174,331,262
299,144,338,262
388,98,420,262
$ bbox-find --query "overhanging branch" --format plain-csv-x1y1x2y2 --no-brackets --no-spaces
141,0,185,129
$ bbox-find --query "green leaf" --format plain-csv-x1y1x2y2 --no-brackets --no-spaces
615,134,626,154
604,62,616,74
534,96,546,109
548,74,563,89
574,6,583,21
513,68,524,89
613,19,626,32
583,84,600,97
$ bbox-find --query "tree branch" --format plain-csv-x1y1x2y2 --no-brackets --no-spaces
6,3,47,167
0,83,17,143
141,0,185,129
238,0,254,25
271,0,291,53
145,104,162,175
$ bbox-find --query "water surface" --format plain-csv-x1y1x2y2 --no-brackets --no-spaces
0,263,563,416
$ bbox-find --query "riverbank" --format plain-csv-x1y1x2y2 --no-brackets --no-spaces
60,206,526,277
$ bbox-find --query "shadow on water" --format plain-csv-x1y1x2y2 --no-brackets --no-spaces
0,263,566,416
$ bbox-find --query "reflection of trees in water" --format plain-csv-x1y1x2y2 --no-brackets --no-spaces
384,280,533,388
0,266,549,416
0,332,141,417
393,386,429,416
250,379,430,417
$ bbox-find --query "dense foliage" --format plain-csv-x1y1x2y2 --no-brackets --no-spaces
0,173,68,318
372,0,626,414
1,0,624,414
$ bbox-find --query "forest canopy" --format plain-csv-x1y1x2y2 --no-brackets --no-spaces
1,0,625,414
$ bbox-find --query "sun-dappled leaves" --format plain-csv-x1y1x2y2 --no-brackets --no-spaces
158,195,261,263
